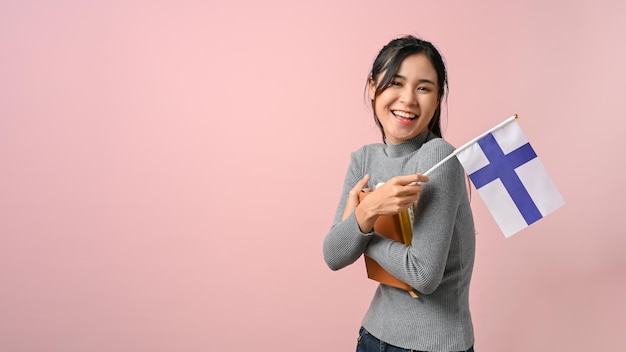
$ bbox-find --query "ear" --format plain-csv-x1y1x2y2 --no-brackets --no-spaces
368,78,376,101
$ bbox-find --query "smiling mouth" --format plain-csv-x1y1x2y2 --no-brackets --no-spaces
392,110,417,120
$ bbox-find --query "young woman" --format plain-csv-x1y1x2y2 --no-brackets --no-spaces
323,36,476,352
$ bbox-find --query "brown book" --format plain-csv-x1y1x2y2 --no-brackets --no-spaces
359,191,418,298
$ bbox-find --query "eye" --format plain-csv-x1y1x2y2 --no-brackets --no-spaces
417,86,431,92
390,80,402,87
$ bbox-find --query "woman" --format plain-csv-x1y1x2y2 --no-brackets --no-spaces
323,36,476,352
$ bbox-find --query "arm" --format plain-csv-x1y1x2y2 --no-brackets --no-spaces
323,151,429,271
322,152,373,271
364,140,465,294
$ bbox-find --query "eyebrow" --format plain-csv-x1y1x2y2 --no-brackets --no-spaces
393,74,436,85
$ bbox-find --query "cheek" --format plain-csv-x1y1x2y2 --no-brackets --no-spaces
374,102,390,121
373,92,394,113
423,96,440,112
372,98,385,117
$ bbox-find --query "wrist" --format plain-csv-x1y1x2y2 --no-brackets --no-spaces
354,204,376,234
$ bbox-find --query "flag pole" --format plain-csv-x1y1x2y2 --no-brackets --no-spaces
422,114,518,177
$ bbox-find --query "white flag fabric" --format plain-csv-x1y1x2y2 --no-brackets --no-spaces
455,119,565,237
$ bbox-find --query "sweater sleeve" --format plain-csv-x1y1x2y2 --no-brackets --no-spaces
323,150,373,271
364,140,466,294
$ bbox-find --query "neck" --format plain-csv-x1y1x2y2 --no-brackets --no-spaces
385,131,432,158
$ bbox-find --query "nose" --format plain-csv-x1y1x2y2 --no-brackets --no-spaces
400,86,418,105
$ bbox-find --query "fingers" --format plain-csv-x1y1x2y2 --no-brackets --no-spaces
345,173,426,219
392,173,429,186
414,173,429,184
384,173,428,208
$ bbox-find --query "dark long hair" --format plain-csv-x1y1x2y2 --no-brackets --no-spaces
367,36,448,142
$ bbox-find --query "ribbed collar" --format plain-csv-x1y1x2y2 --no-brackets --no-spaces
384,131,431,158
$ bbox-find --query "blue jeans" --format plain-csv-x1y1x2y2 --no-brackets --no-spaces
356,327,474,352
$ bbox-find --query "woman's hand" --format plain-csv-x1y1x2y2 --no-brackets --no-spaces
355,173,429,233
342,174,371,221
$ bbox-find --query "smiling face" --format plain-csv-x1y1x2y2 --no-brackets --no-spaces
369,53,440,144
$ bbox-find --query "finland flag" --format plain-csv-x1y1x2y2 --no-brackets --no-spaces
424,116,565,237
456,117,565,237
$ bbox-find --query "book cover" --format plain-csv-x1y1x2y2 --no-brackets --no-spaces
359,191,418,297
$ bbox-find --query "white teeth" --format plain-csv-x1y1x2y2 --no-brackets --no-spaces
393,111,416,119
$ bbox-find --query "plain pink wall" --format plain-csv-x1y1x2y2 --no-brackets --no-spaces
1,0,625,351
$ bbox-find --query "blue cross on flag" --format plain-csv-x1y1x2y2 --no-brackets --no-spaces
455,118,565,237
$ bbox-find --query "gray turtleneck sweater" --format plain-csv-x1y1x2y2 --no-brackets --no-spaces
323,131,475,352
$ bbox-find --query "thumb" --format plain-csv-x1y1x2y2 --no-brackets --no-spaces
348,174,371,197
343,174,371,221
355,173,371,191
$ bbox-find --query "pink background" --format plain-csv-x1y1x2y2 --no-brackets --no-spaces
1,0,625,351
